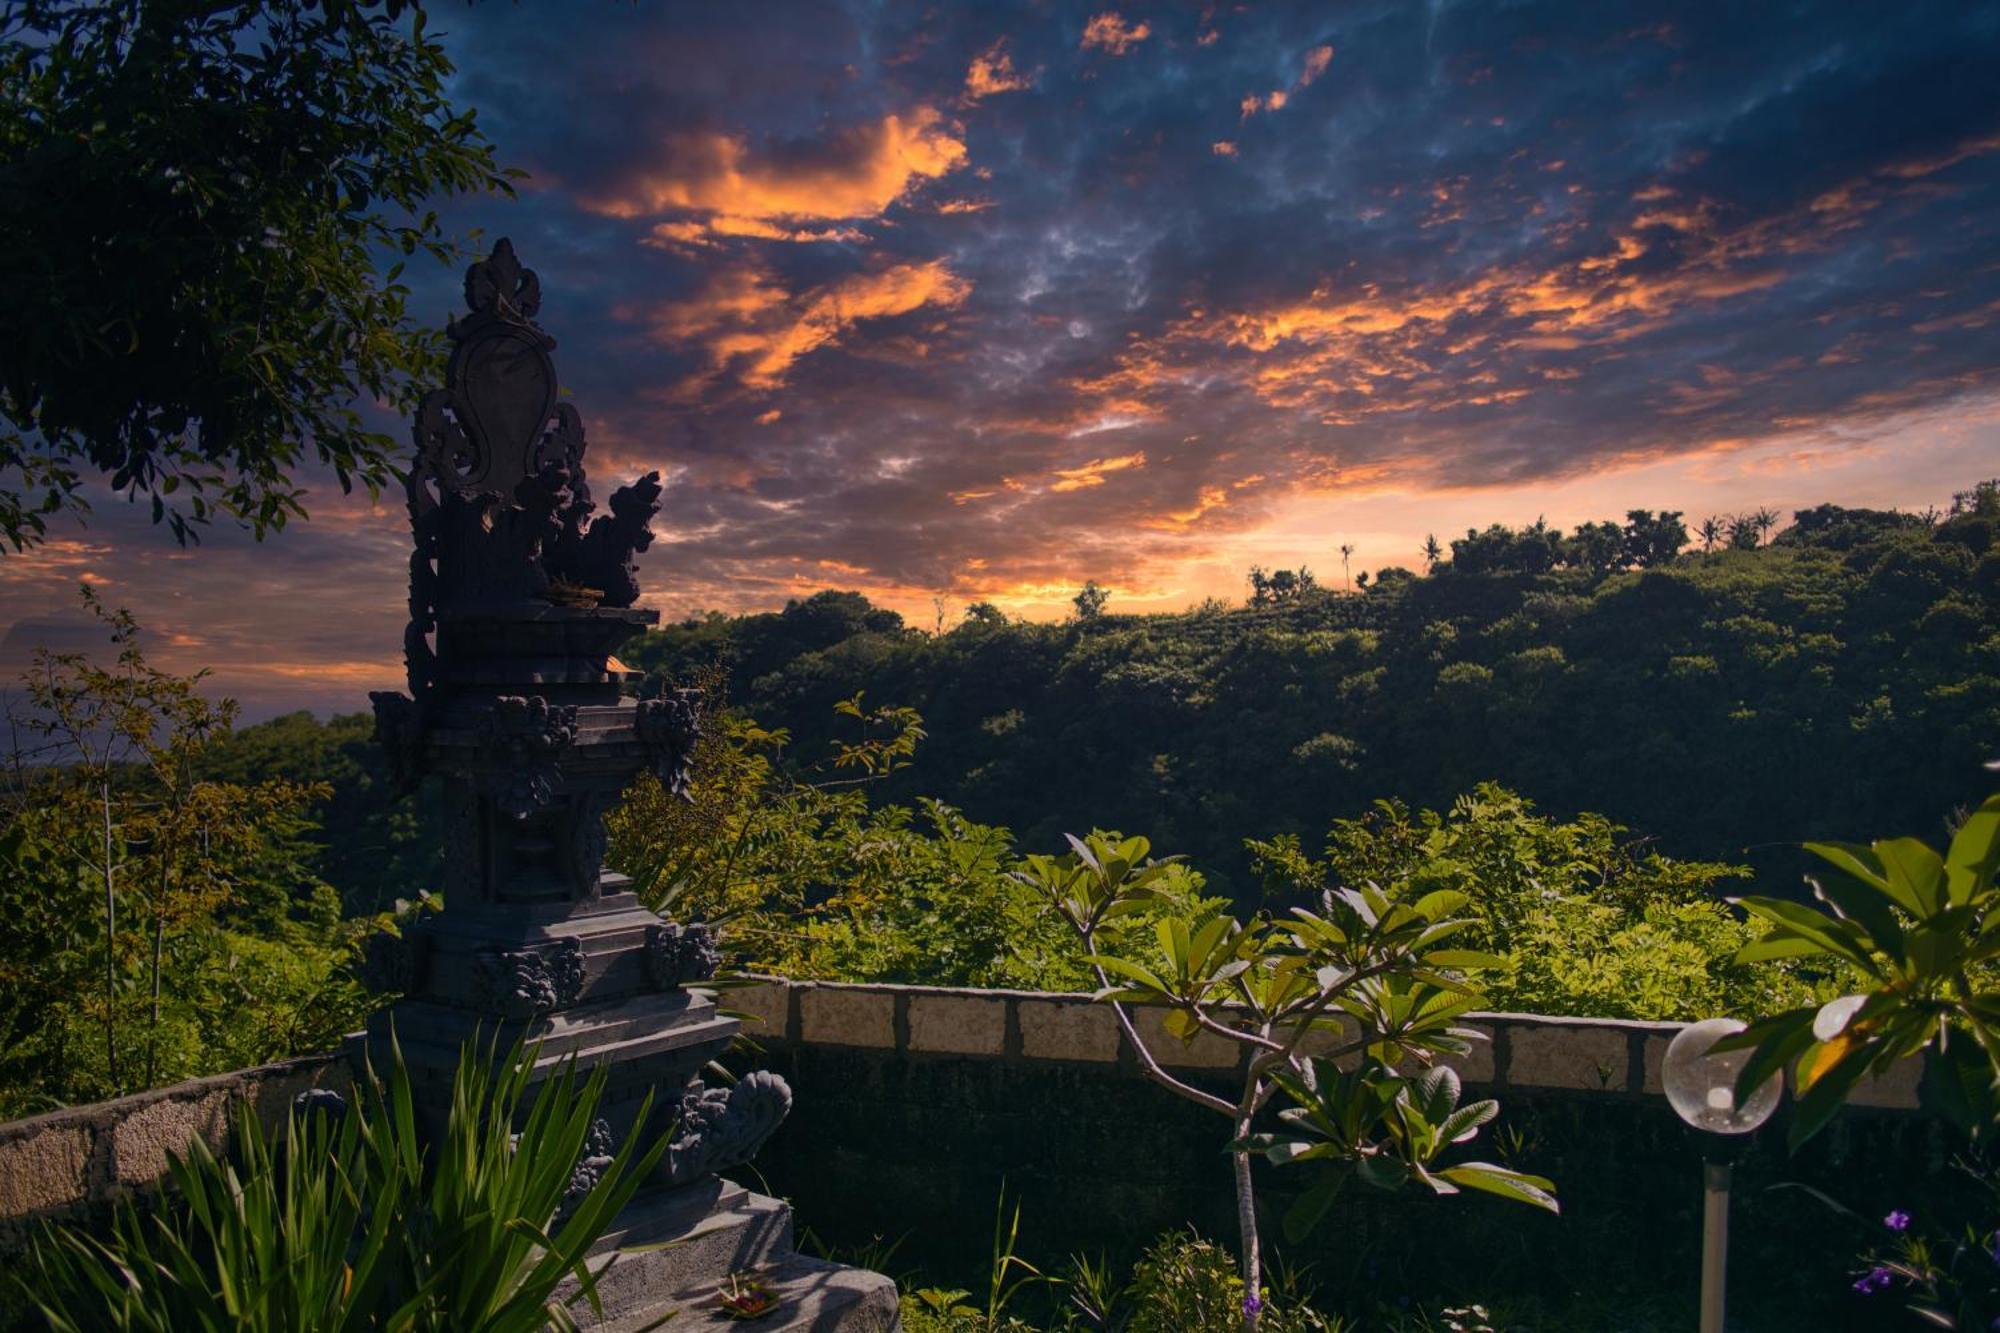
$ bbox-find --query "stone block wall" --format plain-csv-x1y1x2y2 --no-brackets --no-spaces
0,1053,349,1248
0,980,1942,1330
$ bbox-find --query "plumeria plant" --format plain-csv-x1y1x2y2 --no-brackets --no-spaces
1013,832,1557,1333
1720,786,2000,1326
1718,790,2000,1146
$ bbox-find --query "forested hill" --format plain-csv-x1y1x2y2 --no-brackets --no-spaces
623,494,2000,896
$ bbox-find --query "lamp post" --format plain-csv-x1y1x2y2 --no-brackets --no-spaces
1661,1018,1782,1333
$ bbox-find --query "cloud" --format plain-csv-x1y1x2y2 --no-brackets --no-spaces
637,258,973,393
579,106,968,235
22,0,2000,705
1080,12,1150,56
965,39,1033,99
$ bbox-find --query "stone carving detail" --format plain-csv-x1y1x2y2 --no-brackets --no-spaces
644,922,720,990
560,1117,617,1216
359,929,428,995
663,1071,793,1187
478,695,578,818
548,935,588,1005
635,690,702,799
396,237,670,696
474,937,587,1019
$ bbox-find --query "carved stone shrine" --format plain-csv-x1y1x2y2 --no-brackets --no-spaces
359,240,898,1331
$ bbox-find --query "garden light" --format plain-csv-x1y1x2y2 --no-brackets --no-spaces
1662,1018,1782,1333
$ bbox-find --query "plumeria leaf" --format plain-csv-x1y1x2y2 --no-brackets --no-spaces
1437,1163,1560,1214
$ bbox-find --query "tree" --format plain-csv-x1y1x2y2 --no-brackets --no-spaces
0,588,342,1108
1698,515,1723,552
1726,513,1762,550
1752,506,1781,546
1015,833,1555,1333
1338,542,1355,590
1421,534,1443,571
1621,509,1689,567
1073,580,1109,621
0,0,520,551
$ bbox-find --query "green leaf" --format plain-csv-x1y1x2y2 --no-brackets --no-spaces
1420,949,1507,971
1732,897,1882,975
1437,1163,1560,1213
1282,1171,1348,1243
1875,838,1947,917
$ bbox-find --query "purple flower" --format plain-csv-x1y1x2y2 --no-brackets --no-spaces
1884,1210,1911,1233
1243,1292,1263,1317
1851,1267,1894,1294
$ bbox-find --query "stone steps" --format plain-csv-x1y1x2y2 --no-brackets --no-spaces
592,1254,901,1333
562,1179,899,1332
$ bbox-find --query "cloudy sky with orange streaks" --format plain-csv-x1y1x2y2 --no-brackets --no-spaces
4,1,2000,717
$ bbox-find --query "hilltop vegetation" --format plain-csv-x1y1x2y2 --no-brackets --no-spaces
626,488,2000,896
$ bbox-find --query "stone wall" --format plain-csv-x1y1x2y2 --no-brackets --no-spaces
0,1053,348,1248
0,982,1947,1329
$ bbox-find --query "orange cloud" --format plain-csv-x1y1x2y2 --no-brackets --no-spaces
1240,90,1287,119
1081,12,1150,55
1144,485,1229,529
641,258,972,393
965,40,1032,99
582,107,967,238
1212,140,1238,157
1049,451,1147,491
1300,45,1334,86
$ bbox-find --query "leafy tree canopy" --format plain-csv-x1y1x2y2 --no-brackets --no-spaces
0,0,518,550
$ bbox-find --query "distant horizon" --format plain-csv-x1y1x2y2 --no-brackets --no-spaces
3,0,1997,718
1,464,1986,725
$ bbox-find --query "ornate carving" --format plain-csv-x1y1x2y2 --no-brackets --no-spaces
548,935,588,1006
464,237,543,321
549,471,662,609
644,922,720,990
478,695,578,818
475,947,555,1019
560,1117,616,1216
473,937,585,1019
635,690,702,799
663,1071,793,1186
369,691,426,790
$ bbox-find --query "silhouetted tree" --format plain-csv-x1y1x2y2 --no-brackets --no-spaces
1073,580,1109,621
0,0,520,550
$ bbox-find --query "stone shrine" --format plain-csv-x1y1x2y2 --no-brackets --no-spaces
359,239,898,1331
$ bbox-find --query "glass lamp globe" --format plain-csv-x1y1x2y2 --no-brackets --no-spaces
1663,1018,1781,1134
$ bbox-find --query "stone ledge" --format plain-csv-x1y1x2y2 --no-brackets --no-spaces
908,992,1008,1056
797,984,895,1049
0,1051,346,1233
0,986,1933,1233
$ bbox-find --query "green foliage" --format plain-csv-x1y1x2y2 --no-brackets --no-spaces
1721,789,2000,1148
1017,830,1551,1332
606,686,1217,992
0,590,375,1115
17,1035,669,1332
1248,784,1823,1021
1122,1232,1343,1333
0,0,519,548
625,490,1999,899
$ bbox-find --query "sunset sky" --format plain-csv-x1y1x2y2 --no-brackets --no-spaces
4,0,1999,717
